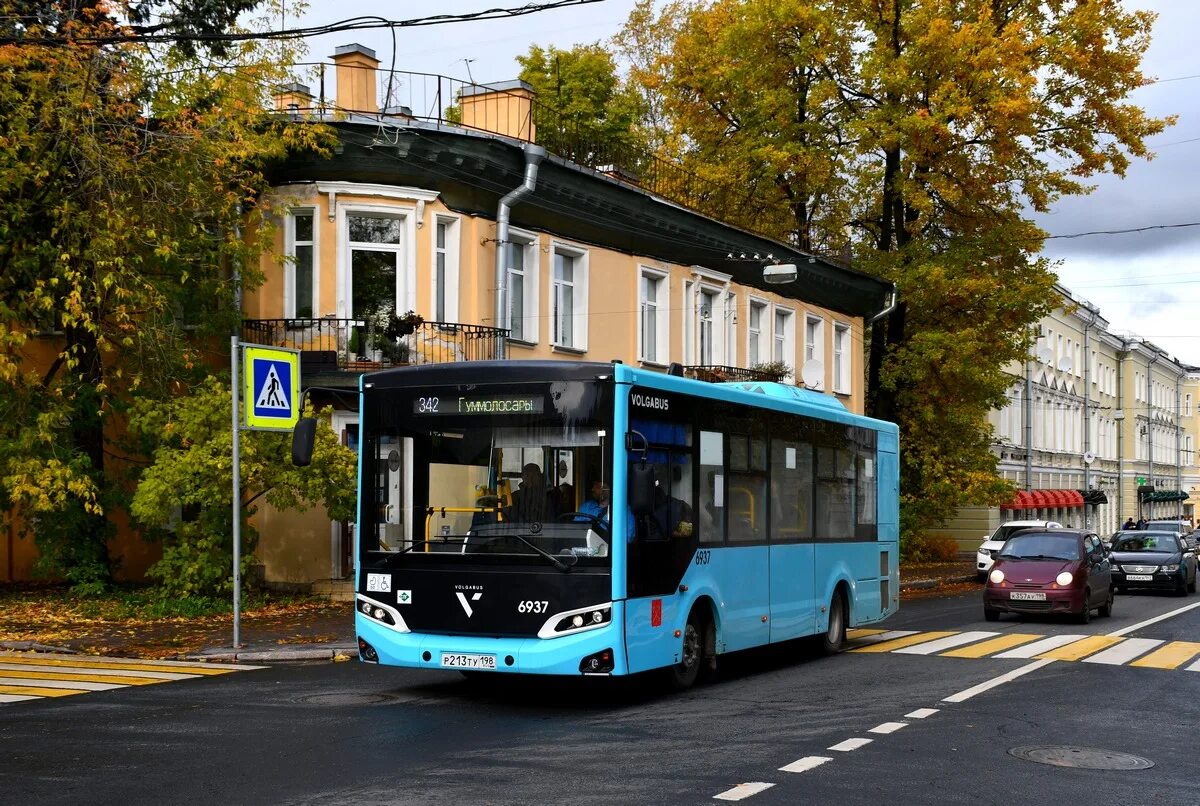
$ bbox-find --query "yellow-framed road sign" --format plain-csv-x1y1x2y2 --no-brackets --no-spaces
243,344,300,431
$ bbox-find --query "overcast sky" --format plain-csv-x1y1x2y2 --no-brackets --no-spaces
294,0,1200,364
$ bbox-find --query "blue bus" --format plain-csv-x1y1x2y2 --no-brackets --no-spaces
339,360,898,689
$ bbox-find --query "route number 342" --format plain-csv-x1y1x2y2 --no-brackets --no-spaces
517,600,549,614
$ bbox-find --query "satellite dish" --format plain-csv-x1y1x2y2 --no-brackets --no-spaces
1082,451,1096,466
1057,355,1073,373
1036,345,1053,364
801,359,823,388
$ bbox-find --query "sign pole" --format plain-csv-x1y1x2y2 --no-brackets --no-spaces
231,335,242,648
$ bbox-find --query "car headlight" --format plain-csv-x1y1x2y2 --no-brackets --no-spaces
989,569,1005,584
1056,571,1073,586
1161,564,1179,573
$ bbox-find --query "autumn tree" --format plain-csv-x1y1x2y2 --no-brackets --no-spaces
0,0,328,589
618,0,1170,549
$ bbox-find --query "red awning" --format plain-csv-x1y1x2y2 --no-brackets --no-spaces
1064,490,1085,508
1030,490,1051,508
1048,490,1068,507
1006,490,1034,510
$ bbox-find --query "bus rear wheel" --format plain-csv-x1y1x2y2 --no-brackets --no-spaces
821,591,847,655
667,609,710,691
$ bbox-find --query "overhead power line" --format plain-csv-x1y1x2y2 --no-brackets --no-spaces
1044,221,1200,240
0,0,606,46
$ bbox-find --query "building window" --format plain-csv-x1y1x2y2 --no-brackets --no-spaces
348,213,405,326
805,315,824,389
698,288,718,364
505,231,537,342
287,210,316,318
748,300,767,366
1187,394,1193,417
773,307,795,370
552,245,587,349
432,217,459,323
833,323,851,394
639,269,669,364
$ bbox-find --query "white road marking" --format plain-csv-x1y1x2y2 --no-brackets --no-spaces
942,659,1056,703
779,756,832,773
1082,638,1163,666
828,737,872,752
993,634,1086,659
845,629,918,646
0,652,265,671
905,708,939,719
713,782,775,801
1186,657,1200,672
0,694,39,702
892,631,998,655
0,662,200,681
868,722,908,734
0,676,122,691
1106,600,1200,637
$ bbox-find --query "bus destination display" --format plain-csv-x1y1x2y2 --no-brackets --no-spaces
413,395,545,416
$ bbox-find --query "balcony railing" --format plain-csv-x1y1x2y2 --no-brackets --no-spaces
242,318,508,372
683,364,790,384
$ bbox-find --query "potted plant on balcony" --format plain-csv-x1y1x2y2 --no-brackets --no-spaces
384,310,424,339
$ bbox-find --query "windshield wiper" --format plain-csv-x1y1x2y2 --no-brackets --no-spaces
509,533,578,572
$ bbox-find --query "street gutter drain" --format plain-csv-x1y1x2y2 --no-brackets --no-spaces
1008,746,1153,771
295,692,397,706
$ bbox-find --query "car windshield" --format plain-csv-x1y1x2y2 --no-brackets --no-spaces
1112,532,1177,553
1146,522,1184,532
998,532,1080,561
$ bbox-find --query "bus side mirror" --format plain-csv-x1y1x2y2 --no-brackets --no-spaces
629,464,655,517
292,417,317,467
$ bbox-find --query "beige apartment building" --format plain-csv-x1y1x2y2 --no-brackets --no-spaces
937,285,1200,552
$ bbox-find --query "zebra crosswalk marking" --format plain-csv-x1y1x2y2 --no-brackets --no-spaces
851,631,955,653
0,676,119,691
846,629,886,639
0,668,160,686
893,631,999,655
1130,641,1200,670
941,633,1044,658
1081,638,1163,666
0,654,238,676
846,630,918,647
993,634,1088,659
0,662,199,681
1037,635,1123,661
0,685,87,698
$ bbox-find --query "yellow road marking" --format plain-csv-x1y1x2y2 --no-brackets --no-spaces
851,631,955,653
0,655,232,676
847,628,886,640
0,684,87,698
1130,641,1200,670
1037,635,1123,661
0,669,157,686
941,633,1045,658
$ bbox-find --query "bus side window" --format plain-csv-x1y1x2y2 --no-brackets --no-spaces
699,430,725,544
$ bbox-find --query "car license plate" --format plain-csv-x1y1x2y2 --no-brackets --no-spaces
440,653,496,669
1010,591,1047,601
1125,574,1153,582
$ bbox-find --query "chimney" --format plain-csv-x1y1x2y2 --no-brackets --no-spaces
273,82,313,116
458,79,536,141
331,43,379,115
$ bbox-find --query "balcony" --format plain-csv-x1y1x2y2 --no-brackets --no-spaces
242,318,508,375
683,364,790,384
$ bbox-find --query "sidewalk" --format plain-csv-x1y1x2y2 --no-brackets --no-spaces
2,560,978,663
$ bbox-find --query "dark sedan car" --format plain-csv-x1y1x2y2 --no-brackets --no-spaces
1110,532,1197,596
983,529,1113,624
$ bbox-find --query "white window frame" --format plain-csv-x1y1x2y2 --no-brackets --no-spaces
285,207,319,319
833,321,852,394
338,204,415,322
551,241,588,351
1186,394,1193,417
505,228,539,343
638,267,669,365
747,297,768,368
773,306,796,383
431,214,460,323
804,314,825,390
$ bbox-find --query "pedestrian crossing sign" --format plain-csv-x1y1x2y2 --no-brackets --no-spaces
243,345,300,431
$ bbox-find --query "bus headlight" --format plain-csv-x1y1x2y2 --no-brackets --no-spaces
538,604,613,638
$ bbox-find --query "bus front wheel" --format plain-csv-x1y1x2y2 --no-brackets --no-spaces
667,609,710,691
821,591,847,655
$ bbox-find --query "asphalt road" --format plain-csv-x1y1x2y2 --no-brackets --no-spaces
3,587,1200,805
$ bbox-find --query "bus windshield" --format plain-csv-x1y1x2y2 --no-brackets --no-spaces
359,380,613,567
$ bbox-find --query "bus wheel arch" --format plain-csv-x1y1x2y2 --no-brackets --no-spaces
821,583,850,655
667,598,717,690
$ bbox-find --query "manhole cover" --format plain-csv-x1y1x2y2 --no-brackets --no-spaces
294,692,397,706
1009,745,1154,770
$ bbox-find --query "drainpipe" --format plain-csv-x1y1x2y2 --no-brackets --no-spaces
1148,349,1160,519
1117,350,1125,521
1082,307,1097,528
1177,373,1183,522
494,144,546,358
1025,329,1035,492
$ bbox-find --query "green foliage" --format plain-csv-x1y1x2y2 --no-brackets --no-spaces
621,0,1168,543
0,0,332,587
128,376,356,598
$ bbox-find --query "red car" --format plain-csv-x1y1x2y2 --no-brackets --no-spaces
983,528,1114,624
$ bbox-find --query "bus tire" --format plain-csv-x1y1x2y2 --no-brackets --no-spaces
821,590,847,655
667,608,707,691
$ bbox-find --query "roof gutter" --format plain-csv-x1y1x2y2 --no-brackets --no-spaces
870,283,898,322
494,143,546,357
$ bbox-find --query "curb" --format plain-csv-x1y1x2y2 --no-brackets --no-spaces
187,643,358,664
0,640,79,654
900,574,979,590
